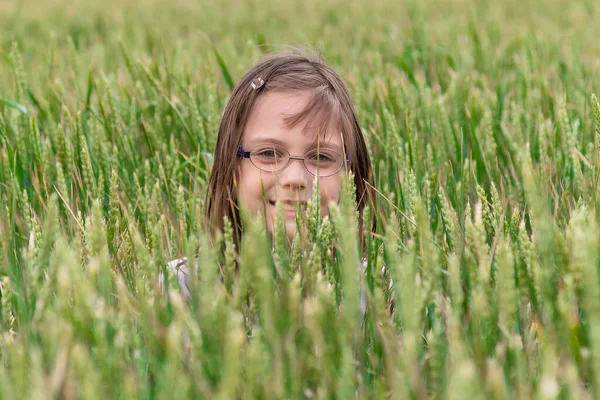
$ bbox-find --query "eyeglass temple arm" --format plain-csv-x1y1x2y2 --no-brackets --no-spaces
237,146,251,159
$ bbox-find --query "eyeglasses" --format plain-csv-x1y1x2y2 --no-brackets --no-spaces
237,143,349,177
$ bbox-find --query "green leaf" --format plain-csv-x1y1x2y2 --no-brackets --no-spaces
256,32,269,54
26,89,46,120
212,47,235,91
0,98,29,115
85,70,95,111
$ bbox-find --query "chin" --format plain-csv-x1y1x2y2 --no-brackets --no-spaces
285,221,297,241
264,214,295,242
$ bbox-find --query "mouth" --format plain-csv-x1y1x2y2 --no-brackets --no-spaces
269,200,307,216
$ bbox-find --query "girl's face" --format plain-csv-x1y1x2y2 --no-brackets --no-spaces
237,90,344,243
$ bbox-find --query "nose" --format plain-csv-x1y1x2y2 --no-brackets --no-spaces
276,158,310,191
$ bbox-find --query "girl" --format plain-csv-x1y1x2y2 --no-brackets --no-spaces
165,52,377,306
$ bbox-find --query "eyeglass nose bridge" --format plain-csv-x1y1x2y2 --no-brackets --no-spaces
279,155,311,174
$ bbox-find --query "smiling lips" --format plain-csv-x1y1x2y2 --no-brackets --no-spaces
269,200,308,213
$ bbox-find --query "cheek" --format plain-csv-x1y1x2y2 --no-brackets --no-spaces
236,164,272,214
235,164,255,210
318,177,342,215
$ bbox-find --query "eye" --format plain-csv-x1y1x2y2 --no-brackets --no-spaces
257,149,282,159
308,151,335,162
252,146,287,165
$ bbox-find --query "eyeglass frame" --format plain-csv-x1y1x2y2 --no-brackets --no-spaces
237,144,350,177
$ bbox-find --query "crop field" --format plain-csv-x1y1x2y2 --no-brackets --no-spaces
1,0,600,398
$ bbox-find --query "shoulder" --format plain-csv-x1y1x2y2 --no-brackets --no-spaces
168,257,190,275
161,257,192,300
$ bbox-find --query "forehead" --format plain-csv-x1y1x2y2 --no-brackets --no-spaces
242,90,344,150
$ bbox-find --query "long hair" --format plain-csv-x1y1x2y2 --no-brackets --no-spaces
206,52,376,251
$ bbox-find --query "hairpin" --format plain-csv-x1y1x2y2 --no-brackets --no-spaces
251,77,265,90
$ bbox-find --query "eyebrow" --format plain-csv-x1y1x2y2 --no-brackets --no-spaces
246,136,344,152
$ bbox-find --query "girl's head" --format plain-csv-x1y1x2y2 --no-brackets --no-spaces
206,53,375,246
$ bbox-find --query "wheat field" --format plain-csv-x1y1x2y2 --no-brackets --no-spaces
1,0,600,398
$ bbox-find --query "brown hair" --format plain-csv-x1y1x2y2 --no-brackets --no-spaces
205,52,376,251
